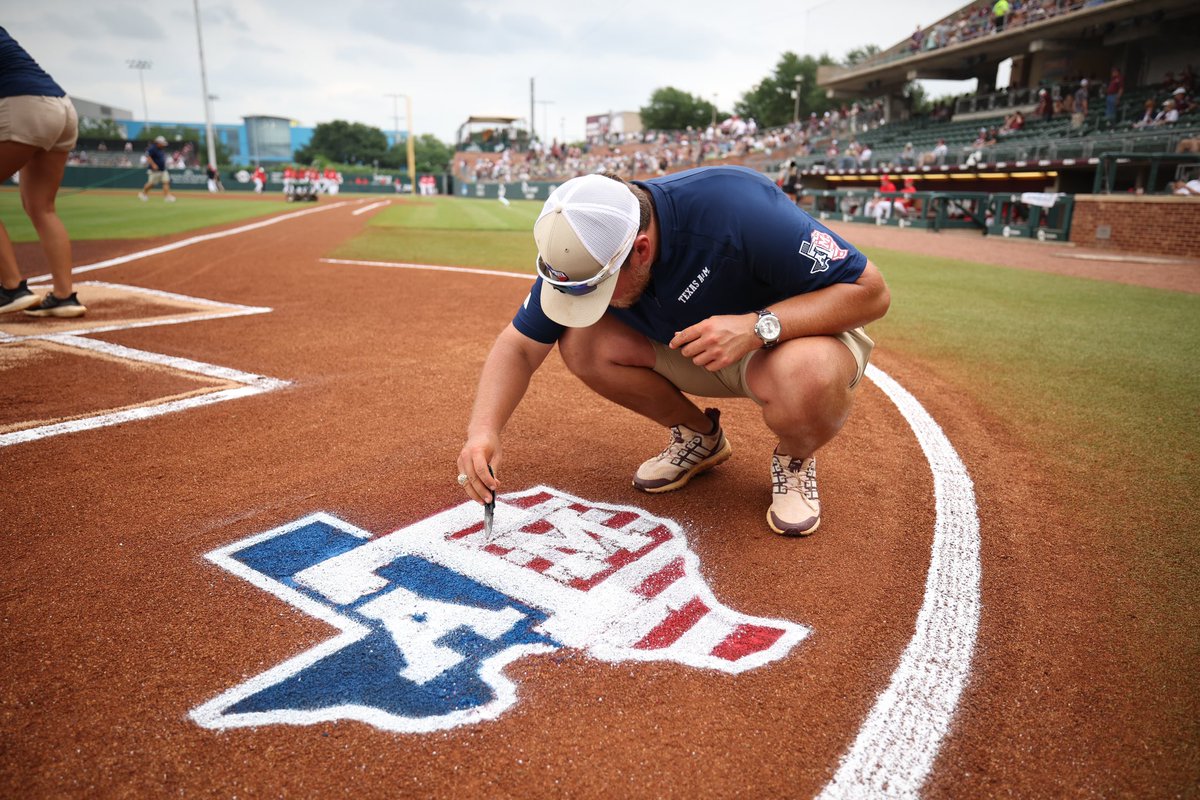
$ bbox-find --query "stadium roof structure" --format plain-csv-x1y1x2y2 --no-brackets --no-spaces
456,115,528,144
817,0,1197,96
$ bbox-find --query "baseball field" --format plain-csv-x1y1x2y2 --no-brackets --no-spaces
2,187,1197,797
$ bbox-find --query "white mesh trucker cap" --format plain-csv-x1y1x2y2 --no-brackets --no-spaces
533,174,640,328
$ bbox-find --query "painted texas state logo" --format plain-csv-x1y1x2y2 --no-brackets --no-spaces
191,486,808,733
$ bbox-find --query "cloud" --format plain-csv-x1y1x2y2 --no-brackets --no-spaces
9,0,975,143
94,6,168,40
203,3,251,32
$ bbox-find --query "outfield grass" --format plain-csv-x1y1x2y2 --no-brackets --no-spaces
0,189,295,242
332,196,540,271
863,248,1199,510
332,195,1200,533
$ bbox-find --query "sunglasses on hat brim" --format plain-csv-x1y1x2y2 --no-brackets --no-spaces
535,227,636,297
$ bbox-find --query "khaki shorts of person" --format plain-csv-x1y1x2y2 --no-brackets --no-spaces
0,95,78,151
145,169,171,186
649,327,875,404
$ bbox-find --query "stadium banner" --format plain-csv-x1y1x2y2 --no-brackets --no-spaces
53,167,421,195
459,181,559,202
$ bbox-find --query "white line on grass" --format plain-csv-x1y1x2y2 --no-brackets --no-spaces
817,364,980,800
351,200,390,216
28,200,351,283
320,257,535,281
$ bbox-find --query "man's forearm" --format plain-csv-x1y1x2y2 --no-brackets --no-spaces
770,260,890,342
467,324,551,440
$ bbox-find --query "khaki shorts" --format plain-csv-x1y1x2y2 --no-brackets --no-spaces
650,327,875,404
145,170,170,186
0,95,78,151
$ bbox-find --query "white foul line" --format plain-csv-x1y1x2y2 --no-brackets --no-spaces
351,200,390,216
320,257,535,281
27,200,350,283
816,364,980,800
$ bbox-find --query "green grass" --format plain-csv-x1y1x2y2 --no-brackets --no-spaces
862,248,1200,511
331,196,1200,532
0,189,295,242
331,196,540,271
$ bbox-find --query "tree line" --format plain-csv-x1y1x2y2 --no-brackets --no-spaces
638,48,926,131
75,46,918,171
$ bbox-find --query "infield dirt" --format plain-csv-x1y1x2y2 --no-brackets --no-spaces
2,199,1195,797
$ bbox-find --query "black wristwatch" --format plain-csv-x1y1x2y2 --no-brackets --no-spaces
754,309,781,348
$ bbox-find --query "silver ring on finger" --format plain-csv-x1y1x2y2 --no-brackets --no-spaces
457,473,469,487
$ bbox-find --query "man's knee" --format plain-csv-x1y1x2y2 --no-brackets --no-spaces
558,316,653,381
750,337,857,408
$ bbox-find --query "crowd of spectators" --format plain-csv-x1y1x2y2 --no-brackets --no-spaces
455,60,1200,185
1131,69,1196,129
458,100,890,183
458,63,1197,185
66,138,200,169
900,0,1102,61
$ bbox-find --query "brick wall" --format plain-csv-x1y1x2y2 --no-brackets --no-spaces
1069,195,1200,259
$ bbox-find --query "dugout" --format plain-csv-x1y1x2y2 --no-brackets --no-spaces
804,189,994,233
984,192,1075,241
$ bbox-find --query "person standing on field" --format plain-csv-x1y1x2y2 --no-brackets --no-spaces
0,25,87,318
139,135,175,202
457,167,889,537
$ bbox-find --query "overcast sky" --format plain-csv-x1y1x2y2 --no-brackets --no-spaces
7,0,973,143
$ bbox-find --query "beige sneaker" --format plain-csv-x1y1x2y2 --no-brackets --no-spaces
633,408,732,493
767,451,820,536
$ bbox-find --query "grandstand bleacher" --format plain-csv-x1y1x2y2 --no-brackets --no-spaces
451,0,1199,208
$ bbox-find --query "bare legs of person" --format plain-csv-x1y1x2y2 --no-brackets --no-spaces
559,313,857,534
0,142,83,316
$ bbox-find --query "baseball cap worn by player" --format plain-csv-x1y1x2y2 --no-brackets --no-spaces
534,174,640,328
154,135,168,145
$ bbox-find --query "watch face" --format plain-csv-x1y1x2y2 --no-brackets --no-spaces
756,314,781,342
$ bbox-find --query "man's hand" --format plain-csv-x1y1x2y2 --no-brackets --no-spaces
457,433,501,504
670,313,760,372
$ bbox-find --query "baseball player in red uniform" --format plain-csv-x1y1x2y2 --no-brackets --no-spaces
323,167,340,196
252,164,267,194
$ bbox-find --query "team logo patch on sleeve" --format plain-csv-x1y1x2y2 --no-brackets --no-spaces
190,486,809,733
798,230,849,273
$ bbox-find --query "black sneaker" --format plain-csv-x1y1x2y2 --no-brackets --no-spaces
0,280,41,314
23,291,87,318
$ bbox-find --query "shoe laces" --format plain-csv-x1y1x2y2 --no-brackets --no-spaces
655,423,713,468
772,455,818,501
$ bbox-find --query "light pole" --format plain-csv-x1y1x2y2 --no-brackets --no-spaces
192,0,218,171
536,100,555,145
793,74,804,126
207,94,219,163
711,93,718,128
384,93,402,149
384,93,416,194
127,59,152,123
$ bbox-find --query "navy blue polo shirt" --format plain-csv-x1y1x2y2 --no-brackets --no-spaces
146,143,167,170
513,166,867,345
0,27,65,98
